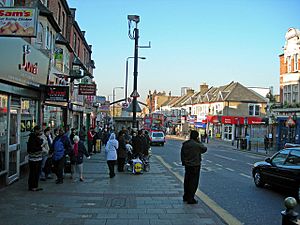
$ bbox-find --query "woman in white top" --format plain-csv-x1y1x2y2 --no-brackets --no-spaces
105,133,119,178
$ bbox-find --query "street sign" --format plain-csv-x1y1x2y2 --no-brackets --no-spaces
130,90,140,98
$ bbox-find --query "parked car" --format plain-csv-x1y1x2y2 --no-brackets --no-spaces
150,131,165,146
252,146,300,200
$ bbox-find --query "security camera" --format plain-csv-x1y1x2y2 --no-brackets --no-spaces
127,15,140,23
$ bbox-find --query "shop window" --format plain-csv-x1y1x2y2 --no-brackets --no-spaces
0,94,8,172
224,125,232,140
20,99,37,164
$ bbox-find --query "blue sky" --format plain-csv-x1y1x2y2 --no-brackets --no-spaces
68,0,300,102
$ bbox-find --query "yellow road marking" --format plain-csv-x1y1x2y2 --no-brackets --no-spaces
155,155,244,225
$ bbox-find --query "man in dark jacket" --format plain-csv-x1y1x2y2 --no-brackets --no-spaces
181,130,207,204
117,131,127,172
27,125,43,191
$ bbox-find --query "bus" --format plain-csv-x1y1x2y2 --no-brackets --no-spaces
143,113,165,132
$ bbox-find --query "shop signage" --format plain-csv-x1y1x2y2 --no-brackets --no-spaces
96,96,106,104
0,7,38,37
0,38,49,87
45,86,69,102
19,44,38,75
78,83,96,95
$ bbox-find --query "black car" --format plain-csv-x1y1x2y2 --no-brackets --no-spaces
252,147,300,200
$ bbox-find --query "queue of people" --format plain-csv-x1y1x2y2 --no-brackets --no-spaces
26,125,152,190
27,124,208,206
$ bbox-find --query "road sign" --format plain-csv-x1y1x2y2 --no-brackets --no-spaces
130,90,140,98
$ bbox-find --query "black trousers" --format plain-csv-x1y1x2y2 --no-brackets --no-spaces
28,160,42,190
107,160,116,177
183,166,200,201
88,140,93,154
52,157,65,182
117,158,125,172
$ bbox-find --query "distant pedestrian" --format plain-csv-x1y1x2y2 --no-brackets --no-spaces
27,125,43,191
71,135,90,181
87,127,95,154
69,128,77,145
101,128,110,146
264,135,269,151
79,126,87,142
181,130,207,204
105,133,118,178
40,127,51,181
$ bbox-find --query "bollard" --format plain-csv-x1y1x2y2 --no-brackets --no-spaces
281,197,300,225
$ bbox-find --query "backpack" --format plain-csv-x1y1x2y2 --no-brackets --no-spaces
53,137,64,160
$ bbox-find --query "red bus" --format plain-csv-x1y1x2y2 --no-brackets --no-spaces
143,113,165,132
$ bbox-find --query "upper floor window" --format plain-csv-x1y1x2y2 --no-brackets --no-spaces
37,23,44,45
295,54,298,71
62,12,65,36
77,38,80,55
287,56,292,73
249,104,260,116
46,26,50,49
73,33,77,54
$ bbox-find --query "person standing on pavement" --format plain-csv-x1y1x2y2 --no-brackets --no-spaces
27,125,43,191
181,130,207,204
105,133,119,178
50,128,72,184
40,127,51,181
69,128,77,145
87,127,95,155
79,126,87,142
117,130,127,172
71,135,90,181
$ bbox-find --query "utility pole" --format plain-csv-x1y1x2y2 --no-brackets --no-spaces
127,15,151,129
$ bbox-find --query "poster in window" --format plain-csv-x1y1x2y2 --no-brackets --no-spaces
26,120,31,131
21,120,26,132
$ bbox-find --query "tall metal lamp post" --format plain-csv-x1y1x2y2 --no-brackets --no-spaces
127,15,141,129
125,56,146,103
112,86,124,123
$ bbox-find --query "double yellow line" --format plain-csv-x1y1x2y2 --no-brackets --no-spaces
155,155,243,225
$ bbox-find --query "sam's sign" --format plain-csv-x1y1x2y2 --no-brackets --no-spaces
0,7,38,37
45,86,69,102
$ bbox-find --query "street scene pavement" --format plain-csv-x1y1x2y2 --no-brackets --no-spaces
0,147,226,225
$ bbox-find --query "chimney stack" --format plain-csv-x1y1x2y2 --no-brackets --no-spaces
200,83,208,94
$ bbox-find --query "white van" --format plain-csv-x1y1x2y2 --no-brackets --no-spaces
150,131,165,146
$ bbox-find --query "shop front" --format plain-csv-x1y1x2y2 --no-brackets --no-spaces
44,85,69,129
0,38,49,186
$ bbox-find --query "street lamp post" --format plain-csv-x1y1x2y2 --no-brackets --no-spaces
125,56,146,103
112,87,124,123
127,15,140,129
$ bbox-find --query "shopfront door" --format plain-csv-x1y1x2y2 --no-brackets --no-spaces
7,105,20,184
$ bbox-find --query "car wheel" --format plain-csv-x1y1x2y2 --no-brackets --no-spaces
161,143,164,146
254,170,264,187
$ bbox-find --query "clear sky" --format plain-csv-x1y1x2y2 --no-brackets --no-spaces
68,0,300,102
